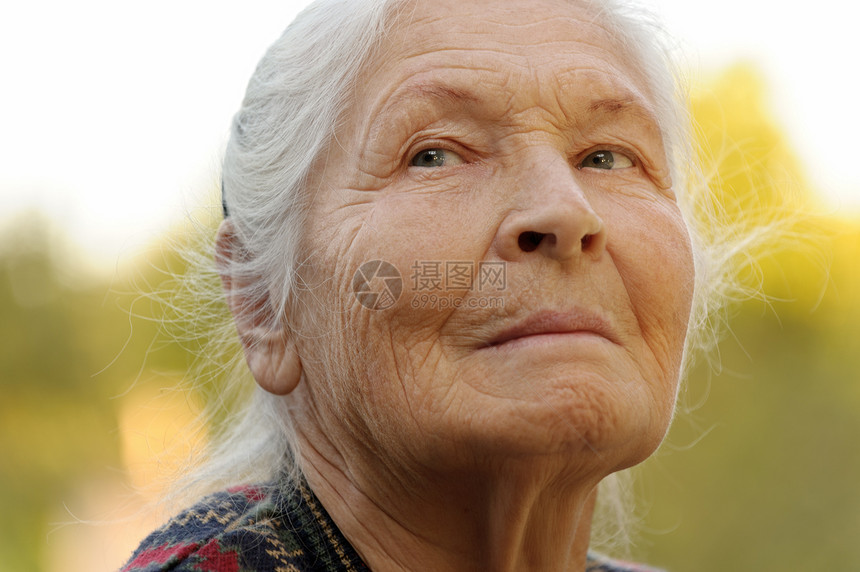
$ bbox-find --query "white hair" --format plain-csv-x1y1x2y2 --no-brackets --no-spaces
166,0,749,556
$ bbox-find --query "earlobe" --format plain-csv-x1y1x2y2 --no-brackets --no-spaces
243,333,302,395
215,220,302,396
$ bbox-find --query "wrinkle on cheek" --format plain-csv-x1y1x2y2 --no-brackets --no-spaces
613,208,693,378
301,189,381,272
397,337,440,409
355,319,453,445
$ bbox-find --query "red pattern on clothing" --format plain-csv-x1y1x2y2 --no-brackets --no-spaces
192,540,240,572
125,542,200,568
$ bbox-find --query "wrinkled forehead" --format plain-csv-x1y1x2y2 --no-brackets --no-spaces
381,0,625,63
347,0,658,139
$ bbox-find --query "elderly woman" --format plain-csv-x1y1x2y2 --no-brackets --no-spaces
122,0,709,570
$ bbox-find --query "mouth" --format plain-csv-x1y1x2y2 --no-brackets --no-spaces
483,309,618,349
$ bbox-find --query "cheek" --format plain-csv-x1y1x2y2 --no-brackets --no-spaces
293,181,501,398
367,181,493,255
607,198,695,381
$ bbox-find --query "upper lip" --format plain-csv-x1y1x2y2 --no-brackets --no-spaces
484,308,618,348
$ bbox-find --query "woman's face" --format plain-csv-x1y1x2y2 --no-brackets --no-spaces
289,0,695,478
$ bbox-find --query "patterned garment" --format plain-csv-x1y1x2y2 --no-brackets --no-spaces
120,478,664,571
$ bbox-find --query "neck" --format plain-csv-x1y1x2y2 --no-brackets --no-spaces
297,427,600,572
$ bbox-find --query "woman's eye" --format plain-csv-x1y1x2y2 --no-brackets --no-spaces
410,148,464,168
579,150,633,170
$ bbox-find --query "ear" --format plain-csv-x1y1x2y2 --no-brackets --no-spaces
215,220,302,395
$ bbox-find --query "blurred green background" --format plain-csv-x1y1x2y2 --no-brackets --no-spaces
1,64,858,571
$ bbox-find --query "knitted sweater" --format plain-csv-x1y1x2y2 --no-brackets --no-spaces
120,479,664,571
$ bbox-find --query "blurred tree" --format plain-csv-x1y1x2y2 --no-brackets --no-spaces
0,214,122,571
0,213,210,571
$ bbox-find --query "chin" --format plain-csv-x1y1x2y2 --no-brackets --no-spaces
436,375,670,477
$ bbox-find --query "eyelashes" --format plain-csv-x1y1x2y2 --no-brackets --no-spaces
577,149,634,171
410,148,465,168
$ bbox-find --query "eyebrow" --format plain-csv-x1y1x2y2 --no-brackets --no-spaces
586,96,658,124
589,97,637,113
405,83,481,105
379,82,482,117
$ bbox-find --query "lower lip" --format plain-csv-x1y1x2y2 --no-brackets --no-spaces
485,331,611,351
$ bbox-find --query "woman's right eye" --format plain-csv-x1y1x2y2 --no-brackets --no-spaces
410,148,464,168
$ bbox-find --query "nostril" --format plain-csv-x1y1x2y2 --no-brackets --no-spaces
518,231,545,252
581,234,592,249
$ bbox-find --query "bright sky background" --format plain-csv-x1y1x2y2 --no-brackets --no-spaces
2,0,858,270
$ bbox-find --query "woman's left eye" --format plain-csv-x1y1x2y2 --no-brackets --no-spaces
410,148,465,168
579,150,634,170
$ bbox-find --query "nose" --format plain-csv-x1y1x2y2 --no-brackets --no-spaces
494,153,607,262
